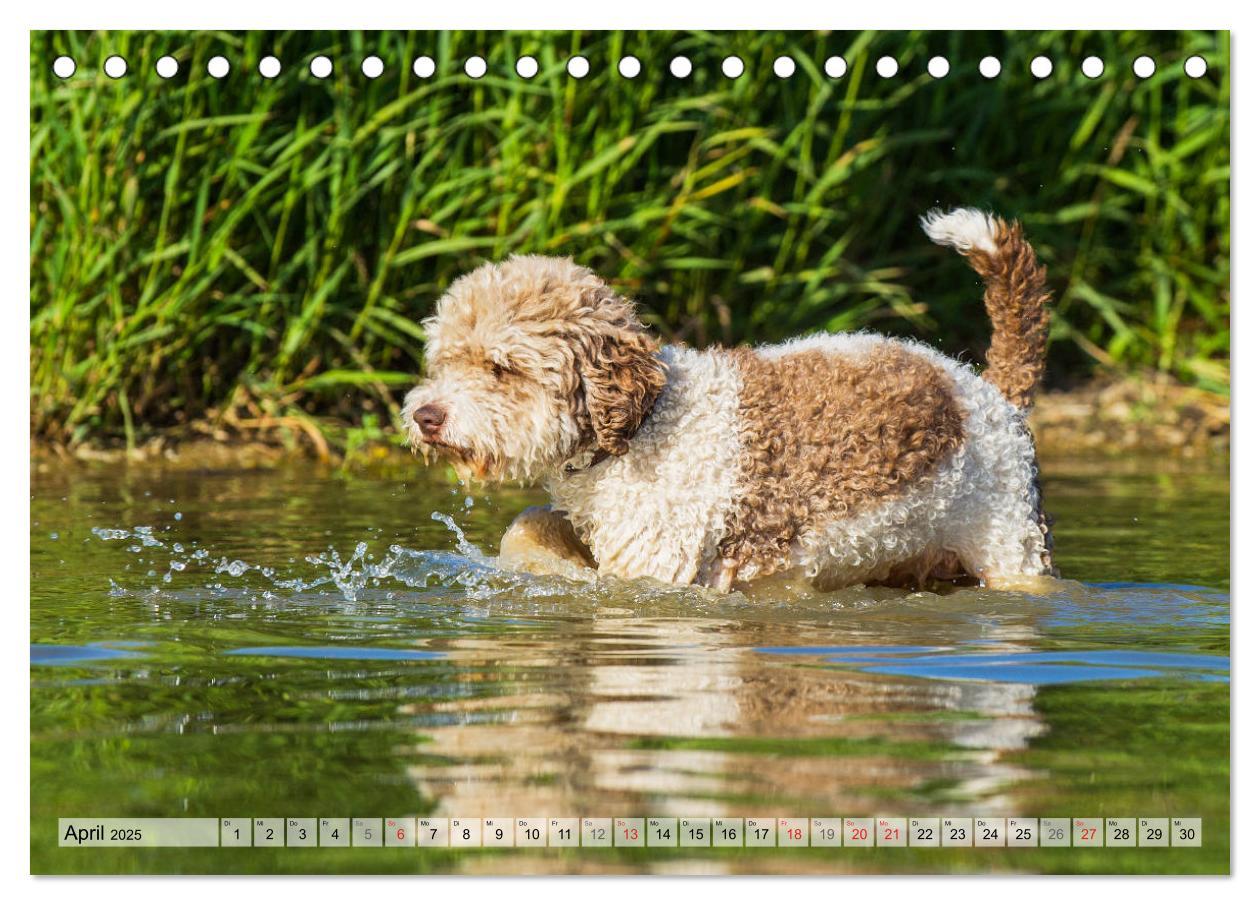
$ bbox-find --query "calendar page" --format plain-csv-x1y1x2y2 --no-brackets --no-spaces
28,19,1230,879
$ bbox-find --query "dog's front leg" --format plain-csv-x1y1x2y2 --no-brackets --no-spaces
698,557,739,594
498,505,597,580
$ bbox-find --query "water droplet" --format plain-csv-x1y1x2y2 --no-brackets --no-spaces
215,559,251,578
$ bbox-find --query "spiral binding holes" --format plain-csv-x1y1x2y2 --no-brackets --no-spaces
51,52,1212,84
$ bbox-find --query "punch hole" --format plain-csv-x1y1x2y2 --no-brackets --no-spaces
207,56,230,79
567,56,590,79
361,56,384,79
464,56,487,79
1184,55,1207,78
52,56,76,79
258,56,281,79
979,56,1001,78
670,56,692,78
1132,56,1156,79
928,56,950,78
412,56,435,79
310,56,333,79
104,55,127,79
773,56,795,78
1030,56,1053,79
823,56,847,79
155,56,179,79
515,56,539,79
722,56,744,78
876,56,898,78
618,56,642,79
1081,56,1104,79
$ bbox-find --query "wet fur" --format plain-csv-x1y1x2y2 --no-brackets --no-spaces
719,345,966,582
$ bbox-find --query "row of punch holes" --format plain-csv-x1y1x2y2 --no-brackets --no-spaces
52,53,1210,82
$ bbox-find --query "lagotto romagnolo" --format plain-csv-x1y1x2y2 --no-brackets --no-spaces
402,208,1056,593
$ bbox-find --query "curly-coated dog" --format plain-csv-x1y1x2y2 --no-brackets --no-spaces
402,208,1056,593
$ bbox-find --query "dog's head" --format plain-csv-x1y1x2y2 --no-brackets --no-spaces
402,255,666,482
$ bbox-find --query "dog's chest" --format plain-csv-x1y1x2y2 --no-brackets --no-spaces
546,346,742,585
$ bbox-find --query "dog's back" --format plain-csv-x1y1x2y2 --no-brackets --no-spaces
717,336,967,583
549,209,1055,591
722,333,1052,590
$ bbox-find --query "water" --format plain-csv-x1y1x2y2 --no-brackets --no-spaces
30,456,1229,874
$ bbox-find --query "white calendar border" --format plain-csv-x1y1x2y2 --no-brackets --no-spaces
6,1,1247,902
10,1,1235,30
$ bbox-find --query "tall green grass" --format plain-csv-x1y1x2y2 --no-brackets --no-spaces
30,30,1229,450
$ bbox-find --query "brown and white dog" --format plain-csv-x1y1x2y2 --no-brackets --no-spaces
402,208,1055,593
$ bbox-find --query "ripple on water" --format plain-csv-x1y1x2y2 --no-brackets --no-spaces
758,645,1229,685
30,643,146,665
225,646,444,661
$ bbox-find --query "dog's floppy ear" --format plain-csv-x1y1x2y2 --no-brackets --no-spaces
576,323,667,458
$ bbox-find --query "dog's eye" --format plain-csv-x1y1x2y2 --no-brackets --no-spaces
490,362,507,380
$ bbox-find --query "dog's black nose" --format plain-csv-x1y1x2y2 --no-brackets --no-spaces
414,404,447,439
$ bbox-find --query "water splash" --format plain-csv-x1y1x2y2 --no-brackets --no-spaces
91,527,141,542
90,509,527,604
86,506,718,616
84,514,1234,628
215,559,251,578
429,511,483,560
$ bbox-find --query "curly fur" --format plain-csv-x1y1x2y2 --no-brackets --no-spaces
776,334,1052,589
547,345,743,584
719,344,966,582
402,255,664,482
403,208,1055,591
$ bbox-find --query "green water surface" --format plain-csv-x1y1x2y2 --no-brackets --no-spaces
30,455,1229,874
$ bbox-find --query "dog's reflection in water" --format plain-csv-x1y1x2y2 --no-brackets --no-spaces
400,603,1047,821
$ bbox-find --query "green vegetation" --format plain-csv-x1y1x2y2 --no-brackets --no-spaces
30,30,1229,452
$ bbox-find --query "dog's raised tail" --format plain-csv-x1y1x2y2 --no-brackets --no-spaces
920,207,1051,410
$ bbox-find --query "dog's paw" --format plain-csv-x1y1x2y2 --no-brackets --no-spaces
498,506,597,581
980,572,1078,596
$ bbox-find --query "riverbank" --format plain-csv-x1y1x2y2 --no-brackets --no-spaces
31,374,1228,471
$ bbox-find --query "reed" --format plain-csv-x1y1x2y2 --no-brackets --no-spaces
30,30,1229,451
